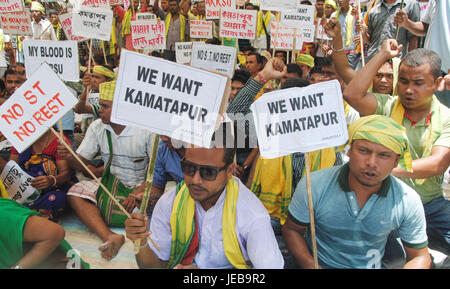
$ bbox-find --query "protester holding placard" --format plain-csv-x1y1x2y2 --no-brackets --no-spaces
164,0,189,60
58,80,155,260
30,2,57,41
283,115,431,269
125,122,284,269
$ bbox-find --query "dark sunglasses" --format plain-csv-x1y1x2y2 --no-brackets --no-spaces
180,158,228,181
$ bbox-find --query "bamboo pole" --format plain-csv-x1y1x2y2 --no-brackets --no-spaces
357,0,366,67
394,0,405,40
304,153,319,269
133,134,161,254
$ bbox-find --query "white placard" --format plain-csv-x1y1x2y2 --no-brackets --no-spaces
250,80,348,159
0,63,78,153
0,0,24,13
316,22,332,40
131,20,165,50
23,40,79,82
81,92,99,118
111,50,230,148
0,10,32,36
175,42,193,64
281,5,315,29
219,8,257,40
136,12,157,21
190,20,213,39
59,12,87,41
259,0,298,11
0,160,39,204
0,50,6,78
205,0,236,20
270,22,315,50
72,7,113,41
190,42,236,78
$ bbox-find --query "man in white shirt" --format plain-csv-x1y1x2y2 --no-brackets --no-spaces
125,123,284,269
30,2,57,40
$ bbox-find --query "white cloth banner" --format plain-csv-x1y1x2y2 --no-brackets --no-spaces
111,50,230,148
190,42,236,78
23,40,80,82
1,160,39,204
72,7,113,41
251,80,348,159
0,63,78,153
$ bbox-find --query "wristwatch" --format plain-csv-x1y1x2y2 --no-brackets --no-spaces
13,264,24,269
242,164,249,171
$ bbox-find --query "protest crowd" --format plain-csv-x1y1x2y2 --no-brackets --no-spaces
0,0,449,270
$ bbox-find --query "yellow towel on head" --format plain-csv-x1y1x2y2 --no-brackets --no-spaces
93,65,115,79
31,1,45,13
296,54,315,68
99,80,116,101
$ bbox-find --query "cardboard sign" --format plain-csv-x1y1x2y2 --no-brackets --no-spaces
0,10,32,36
219,8,257,40
281,5,315,29
205,0,236,20
250,80,348,159
0,0,24,13
72,7,113,41
190,42,236,78
81,0,110,9
1,160,39,204
23,40,79,82
59,12,87,41
131,20,165,50
136,12,157,21
0,63,78,153
111,50,230,148
190,20,213,39
259,0,298,11
270,23,315,50
175,42,193,64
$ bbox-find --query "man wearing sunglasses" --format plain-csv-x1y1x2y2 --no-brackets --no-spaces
125,123,284,269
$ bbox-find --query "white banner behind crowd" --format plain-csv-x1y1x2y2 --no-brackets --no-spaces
23,40,79,82
111,50,230,148
72,6,113,41
0,63,78,153
251,80,348,159
0,160,39,204
190,42,236,78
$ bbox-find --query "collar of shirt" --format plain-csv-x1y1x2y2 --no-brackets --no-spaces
403,110,433,127
338,162,391,197
104,124,133,137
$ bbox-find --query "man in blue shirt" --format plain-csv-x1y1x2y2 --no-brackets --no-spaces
283,115,431,269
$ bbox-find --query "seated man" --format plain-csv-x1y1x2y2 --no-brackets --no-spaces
343,39,450,256
125,123,284,269
57,80,155,260
283,115,431,269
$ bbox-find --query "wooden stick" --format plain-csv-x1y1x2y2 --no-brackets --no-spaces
134,134,161,254
59,119,63,138
304,153,319,269
357,0,366,67
37,22,52,39
394,0,405,41
272,13,280,58
86,39,93,106
50,127,131,219
292,28,297,63
102,41,108,65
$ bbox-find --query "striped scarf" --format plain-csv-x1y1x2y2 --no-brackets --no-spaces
168,178,249,269
251,154,292,225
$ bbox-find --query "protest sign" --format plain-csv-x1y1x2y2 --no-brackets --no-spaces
281,4,315,29
175,42,192,64
109,0,123,5
111,50,230,148
259,0,298,11
219,8,257,40
0,10,32,36
59,12,87,41
80,92,99,118
23,40,79,82
0,51,6,78
270,23,314,50
72,6,113,41
316,21,332,40
136,12,157,21
0,63,78,153
0,0,23,13
131,20,165,50
190,42,236,78
250,80,348,159
1,160,39,204
205,0,236,20
190,20,213,39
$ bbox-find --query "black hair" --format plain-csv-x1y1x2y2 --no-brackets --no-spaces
4,68,17,78
232,69,251,85
401,48,442,80
205,37,221,45
280,78,310,90
310,65,323,74
211,122,235,166
48,9,58,16
247,52,264,64
286,63,303,79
